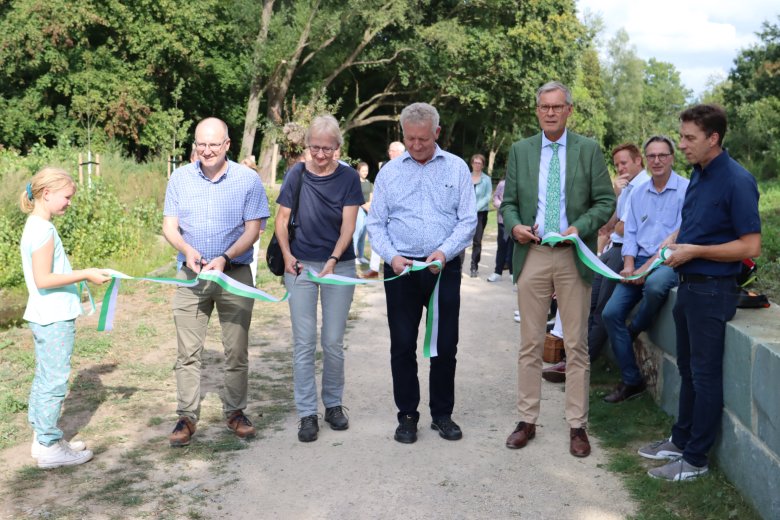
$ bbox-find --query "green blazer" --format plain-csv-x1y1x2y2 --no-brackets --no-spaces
501,130,615,283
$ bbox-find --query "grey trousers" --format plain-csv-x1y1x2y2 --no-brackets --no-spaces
173,265,255,421
284,260,356,417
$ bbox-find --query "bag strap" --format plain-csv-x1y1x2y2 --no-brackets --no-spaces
288,162,305,234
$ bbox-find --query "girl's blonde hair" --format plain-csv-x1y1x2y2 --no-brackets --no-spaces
19,167,76,214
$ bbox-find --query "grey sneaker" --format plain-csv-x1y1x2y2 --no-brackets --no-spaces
638,437,683,460
648,456,708,481
298,414,319,442
486,273,502,282
324,406,349,430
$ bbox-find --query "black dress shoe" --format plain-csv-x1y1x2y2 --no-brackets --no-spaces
395,414,418,444
603,381,647,403
431,417,463,440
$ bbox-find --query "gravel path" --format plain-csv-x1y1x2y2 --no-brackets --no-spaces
203,250,636,520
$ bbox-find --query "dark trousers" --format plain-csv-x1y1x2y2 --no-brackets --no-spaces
494,222,514,275
384,256,462,420
672,276,738,467
587,244,623,361
470,211,489,271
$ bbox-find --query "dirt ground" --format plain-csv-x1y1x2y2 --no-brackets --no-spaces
0,246,636,520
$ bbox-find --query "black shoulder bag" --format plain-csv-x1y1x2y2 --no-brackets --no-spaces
266,165,304,276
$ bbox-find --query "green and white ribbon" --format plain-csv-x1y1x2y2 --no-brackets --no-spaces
96,261,445,358
540,233,668,281
96,268,289,332
304,260,443,357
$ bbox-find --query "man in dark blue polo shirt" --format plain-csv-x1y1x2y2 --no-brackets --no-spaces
638,104,761,481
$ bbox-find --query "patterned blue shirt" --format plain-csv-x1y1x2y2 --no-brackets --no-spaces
164,160,270,264
366,145,477,261
622,171,689,259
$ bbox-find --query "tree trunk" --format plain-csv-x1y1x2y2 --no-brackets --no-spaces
238,0,276,167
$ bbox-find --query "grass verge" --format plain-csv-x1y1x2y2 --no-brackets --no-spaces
588,358,761,520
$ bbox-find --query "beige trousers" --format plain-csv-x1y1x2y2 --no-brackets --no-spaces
172,265,255,421
516,244,591,428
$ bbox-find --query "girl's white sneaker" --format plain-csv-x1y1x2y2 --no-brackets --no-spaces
31,432,87,459
36,439,93,469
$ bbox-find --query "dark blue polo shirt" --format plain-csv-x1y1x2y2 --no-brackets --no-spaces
676,149,761,277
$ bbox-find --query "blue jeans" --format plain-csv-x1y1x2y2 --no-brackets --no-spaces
284,260,356,417
602,260,678,385
672,276,738,468
28,320,76,446
352,208,368,260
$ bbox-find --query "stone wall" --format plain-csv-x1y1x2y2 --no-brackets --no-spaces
636,289,779,520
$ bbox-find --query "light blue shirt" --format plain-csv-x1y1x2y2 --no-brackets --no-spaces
535,130,568,236
366,145,477,261
610,170,650,244
164,160,270,264
21,216,82,325
622,171,689,259
474,173,492,212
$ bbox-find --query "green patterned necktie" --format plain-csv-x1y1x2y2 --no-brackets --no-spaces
545,142,561,235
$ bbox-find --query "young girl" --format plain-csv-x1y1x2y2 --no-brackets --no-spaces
19,167,111,469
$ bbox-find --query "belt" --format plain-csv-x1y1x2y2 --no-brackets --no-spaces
223,262,248,272
678,273,734,283
542,241,572,248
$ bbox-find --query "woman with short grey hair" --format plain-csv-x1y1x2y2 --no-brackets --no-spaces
275,114,364,442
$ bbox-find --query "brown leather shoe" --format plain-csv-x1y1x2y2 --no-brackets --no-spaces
169,416,196,447
542,361,567,383
603,380,647,403
570,427,591,457
226,411,256,439
361,270,379,279
506,421,536,449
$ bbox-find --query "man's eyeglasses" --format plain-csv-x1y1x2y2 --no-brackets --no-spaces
309,145,336,155
646,153,673,162
536,104,567,114
193,139,228,152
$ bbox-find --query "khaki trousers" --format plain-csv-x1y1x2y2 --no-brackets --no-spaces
172,265,255,421
517,244,591,428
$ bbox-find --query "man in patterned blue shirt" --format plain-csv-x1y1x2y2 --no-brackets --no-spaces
367,102,477,444
163,117,270,447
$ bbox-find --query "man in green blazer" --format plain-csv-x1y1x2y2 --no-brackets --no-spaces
502,81,615,458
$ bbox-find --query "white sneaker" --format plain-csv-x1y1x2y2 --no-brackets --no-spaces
486,273,502,282
513,310,521,323
513,284,518,293
31,432,86,459
359,258,370,265
37,439,93,469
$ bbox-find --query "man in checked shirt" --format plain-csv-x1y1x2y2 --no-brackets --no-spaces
162,117,270,447
367,102,476,444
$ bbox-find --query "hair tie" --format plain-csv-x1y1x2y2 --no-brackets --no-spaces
26,183,33,201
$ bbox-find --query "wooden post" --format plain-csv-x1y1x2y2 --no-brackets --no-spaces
167,155,171,178
78,153,84,184
270,143,279,186
95,154,100,177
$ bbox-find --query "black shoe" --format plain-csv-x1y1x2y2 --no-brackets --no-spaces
469,269,478,278
298,414,319,442
324,406,349,430
394,414,418,444
603,381,647,403
431,417,463,441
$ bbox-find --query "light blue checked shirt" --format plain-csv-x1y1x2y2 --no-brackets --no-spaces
164,160,270,264
622,171,689,259
366,145,477,262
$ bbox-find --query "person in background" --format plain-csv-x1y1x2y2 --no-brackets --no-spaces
469,154,492,278
275,114,364,442
352,161,372,265
362,142,406,279
487,176,513,283
20,167,111,468
241,155,264,284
